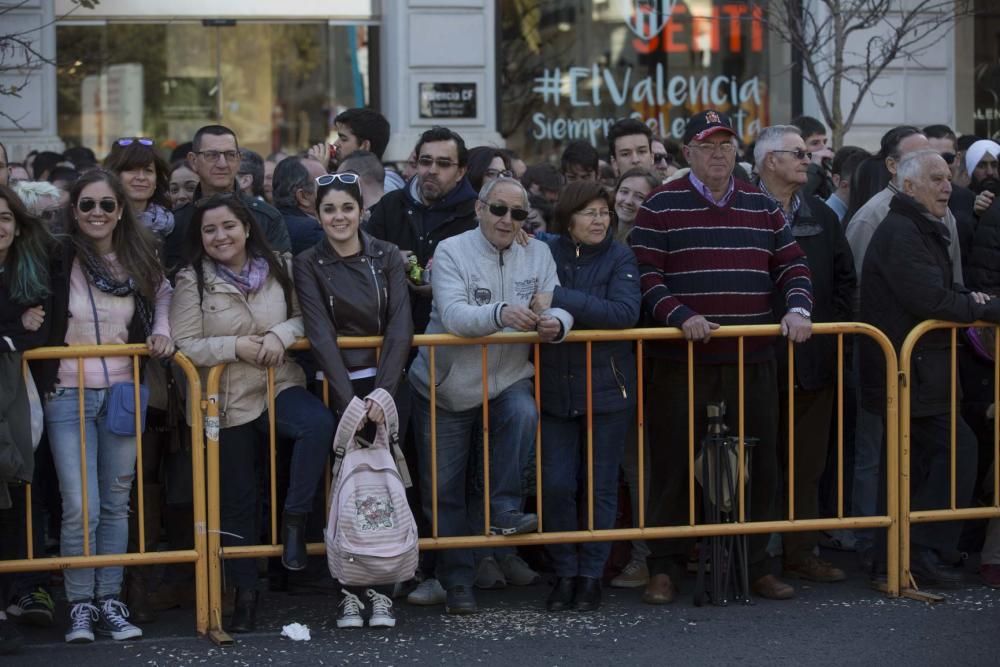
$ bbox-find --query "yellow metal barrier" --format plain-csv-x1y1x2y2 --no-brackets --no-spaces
0,345,210,635
897,320,1000,601
202,322,900,639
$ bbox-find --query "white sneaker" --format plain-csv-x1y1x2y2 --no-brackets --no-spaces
366,589,396,628
610,559,649,588
406,578,446,606
337,591,364,629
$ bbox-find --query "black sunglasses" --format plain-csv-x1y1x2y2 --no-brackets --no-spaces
316,172,359,186
653,153,673,165
116,137,154,147
486,202,529,221
941,152,956,165
772,148,813,161
77,198,117,213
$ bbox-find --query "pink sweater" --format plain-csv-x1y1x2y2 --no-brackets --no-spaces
57,256,172,388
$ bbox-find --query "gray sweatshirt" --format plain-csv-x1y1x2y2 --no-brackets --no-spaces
408,227,573,412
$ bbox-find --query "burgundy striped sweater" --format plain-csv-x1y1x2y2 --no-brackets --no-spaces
630,175,813,363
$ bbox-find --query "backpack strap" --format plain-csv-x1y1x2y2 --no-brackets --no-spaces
365,388,413,489
331,396,367,480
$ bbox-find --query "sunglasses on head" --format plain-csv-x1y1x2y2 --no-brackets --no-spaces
116,138,154,147
486,202,529,221
316,172,359,186
77,198,117,213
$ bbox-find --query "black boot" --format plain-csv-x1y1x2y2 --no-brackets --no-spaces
573,576,602,612
229,588,259,633
546,577,575,612
281,511,308,571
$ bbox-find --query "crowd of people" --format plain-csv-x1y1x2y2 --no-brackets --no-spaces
1,104,1000,653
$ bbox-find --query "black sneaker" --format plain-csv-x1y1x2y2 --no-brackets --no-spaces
7,587,56,627
95,596,142,640
64,601,99,644
445,585,478,615
0,614,23,655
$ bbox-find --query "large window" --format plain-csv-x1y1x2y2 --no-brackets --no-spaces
56,22,375,157
499,0,769,162
975,0,1000,140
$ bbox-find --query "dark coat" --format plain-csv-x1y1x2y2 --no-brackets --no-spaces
775,196,856,392
164,187,291,279
538,232,641,418
860,193,1000,418
949,184,977,275
965,198,1000,294
277,205,324,257
363,177,478,333
294,232,413,417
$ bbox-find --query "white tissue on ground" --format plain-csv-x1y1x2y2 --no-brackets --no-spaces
281,622,311,641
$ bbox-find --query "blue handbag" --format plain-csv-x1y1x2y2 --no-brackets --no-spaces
86,281,149,437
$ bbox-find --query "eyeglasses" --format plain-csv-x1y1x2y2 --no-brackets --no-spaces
316,172,359,186
485,202,530,221
653,153,672,165
116,137,154,147
417,156,459,169
195,150,241,163
484,168,513,179
941,152,957,165
689,142,737,155
577,208,611,220
771,149,813,161
77,198,117,213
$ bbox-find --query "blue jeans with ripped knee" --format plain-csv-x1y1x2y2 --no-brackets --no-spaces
45,387,138,602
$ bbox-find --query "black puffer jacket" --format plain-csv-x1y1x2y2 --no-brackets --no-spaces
965,199,1000,294
293,231,413,417
860,194,1000,418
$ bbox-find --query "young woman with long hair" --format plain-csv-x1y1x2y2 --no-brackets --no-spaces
169,193,334,633
34,169,174,644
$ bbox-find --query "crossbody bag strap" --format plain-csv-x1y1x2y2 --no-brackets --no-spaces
84,280,112,388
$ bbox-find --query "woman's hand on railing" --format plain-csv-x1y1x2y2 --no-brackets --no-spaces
235,335,263,365
255,332,286,368
147,334,175,358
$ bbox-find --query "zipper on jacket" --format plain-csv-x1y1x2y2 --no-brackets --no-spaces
575,243,581,258
610,356,627,399
366,257,383,333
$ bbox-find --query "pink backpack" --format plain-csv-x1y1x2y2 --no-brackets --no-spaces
325,388,418,586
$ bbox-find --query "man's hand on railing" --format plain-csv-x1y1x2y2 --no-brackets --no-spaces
500,304,539,331
147,334,175,358
971,291,992,305
536,314,561,342
682,315,720,343
780,312,812,343
529,292,552,314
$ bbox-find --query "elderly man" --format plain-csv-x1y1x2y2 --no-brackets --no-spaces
755,125,856,583
408,177,573,615
861,149,1000,585
271,156,325,256
631,110,813,604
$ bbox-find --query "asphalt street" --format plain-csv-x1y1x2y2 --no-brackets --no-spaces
4,551,999,667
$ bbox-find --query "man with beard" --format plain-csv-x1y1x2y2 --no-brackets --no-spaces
965,140,1000,294
364,126,477,333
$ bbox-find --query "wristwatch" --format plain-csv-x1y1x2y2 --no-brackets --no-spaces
789,307,811,319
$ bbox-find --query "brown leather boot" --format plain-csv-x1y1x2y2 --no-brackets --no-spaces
641,573,676,604
751,574,795,600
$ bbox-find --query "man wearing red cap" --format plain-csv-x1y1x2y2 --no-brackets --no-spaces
630,110,814,603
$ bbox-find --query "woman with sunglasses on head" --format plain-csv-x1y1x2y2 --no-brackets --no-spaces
169,193,333,633
531,180,640,613
294,172,412,629
33,169,174,644
0,185,57,654
103,138,174,242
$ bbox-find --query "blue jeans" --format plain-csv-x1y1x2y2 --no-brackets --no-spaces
851,406,884,553
45,387,137,602
219,385,334,589
412,378,538,588
541,409,629,578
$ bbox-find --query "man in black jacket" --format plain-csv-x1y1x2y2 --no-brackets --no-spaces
363,126,477,333
271,156,325,256
861,149,1000,586
164,125,290,277
756,125,856,584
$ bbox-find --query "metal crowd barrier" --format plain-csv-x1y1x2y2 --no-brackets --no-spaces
1,345,210,634
202,322,900,640
897,321,1000,602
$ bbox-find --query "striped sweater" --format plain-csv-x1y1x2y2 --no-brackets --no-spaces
631,175,813,363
